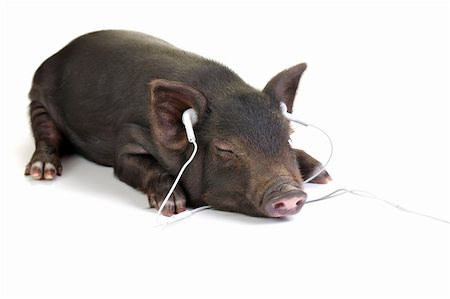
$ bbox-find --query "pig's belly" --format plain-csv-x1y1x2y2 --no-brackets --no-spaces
62,124,117,167
48,100,119,167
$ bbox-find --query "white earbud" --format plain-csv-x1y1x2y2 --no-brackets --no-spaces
182,108,198,143
280,102,309,127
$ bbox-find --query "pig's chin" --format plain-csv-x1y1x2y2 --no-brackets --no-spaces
214,203,268,218
201,194,267,218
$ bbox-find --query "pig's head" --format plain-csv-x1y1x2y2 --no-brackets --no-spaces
149,63,308,217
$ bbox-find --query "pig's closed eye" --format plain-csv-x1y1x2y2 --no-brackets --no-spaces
215,144,238,159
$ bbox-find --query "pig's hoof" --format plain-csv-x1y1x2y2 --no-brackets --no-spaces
25,151,62,180
308,168,332,184
148,182,186,216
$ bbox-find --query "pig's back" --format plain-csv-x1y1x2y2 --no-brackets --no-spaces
30,30,245,165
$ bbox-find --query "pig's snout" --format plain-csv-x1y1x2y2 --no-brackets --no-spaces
264,188,307,217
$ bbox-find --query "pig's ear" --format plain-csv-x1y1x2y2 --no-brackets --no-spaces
148,79,207,151
263,63,307,113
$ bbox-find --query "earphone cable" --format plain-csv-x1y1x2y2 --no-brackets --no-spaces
156,141,198,221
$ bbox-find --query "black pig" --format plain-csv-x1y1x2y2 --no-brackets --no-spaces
25,30,331,217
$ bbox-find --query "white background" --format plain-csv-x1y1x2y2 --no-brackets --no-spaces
1,1,449,299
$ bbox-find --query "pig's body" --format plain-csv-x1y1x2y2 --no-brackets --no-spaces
31,30,245,166
26,30,331,217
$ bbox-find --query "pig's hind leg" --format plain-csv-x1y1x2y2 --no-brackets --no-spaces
25,100,65,180
293,149,332,184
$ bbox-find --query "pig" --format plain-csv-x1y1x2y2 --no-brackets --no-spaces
24,30,331,218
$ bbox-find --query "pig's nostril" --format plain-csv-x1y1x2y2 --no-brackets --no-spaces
273,202,285,210
265,191,307,217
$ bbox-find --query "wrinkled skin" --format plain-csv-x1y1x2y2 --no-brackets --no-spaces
25,30,331,217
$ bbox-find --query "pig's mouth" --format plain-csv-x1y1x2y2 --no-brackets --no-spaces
262,184,307,218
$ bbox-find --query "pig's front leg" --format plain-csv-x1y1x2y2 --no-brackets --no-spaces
113,126,186,216
293,149,332,184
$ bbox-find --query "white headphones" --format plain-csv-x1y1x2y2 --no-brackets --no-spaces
156,104,450,226
182,108,198,143
279,102,309,127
